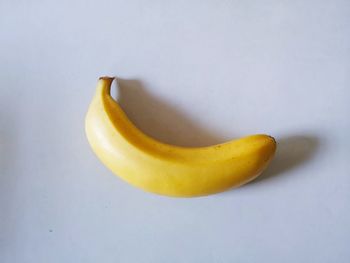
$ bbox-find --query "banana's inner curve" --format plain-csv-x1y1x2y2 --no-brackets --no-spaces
98,77,275,162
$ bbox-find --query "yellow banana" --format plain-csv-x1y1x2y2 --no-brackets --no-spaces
85,77,276,197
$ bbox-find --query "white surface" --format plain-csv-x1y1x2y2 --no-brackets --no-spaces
1,1,349,262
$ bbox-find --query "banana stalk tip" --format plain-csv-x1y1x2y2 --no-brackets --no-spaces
99,76,115,81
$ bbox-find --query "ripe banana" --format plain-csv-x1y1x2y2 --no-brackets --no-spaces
85,77,276,197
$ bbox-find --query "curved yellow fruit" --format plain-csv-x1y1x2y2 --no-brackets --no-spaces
85,77,276,197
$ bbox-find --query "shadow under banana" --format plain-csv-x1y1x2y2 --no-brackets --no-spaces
113,78,225,147
250,135,319,185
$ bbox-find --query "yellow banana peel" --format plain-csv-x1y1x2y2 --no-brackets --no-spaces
85,77,276,197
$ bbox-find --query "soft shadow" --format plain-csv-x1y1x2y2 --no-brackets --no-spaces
0,110,18,249
251,135,319,184
0,111,17,180
111,78,226,147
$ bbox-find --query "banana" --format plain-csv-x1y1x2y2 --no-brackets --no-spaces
85,77,276,197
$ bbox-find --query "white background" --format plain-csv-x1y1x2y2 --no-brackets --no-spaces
1,1,349,262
